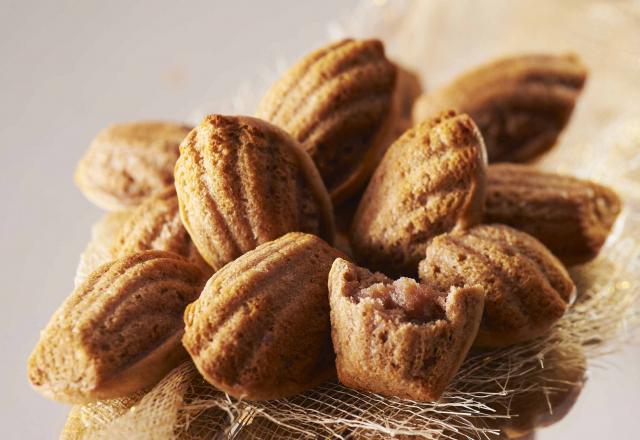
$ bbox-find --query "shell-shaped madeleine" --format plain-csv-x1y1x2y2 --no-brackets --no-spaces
74,210,133,287
350,111,487,277
183,232,345,400
256,39,397,203
110,189,212,275
75,122,192,210
485,163,621,265
328,258,484,402
174,115,334,271
28,251,205,403
418,225,576,348
413,54,587,162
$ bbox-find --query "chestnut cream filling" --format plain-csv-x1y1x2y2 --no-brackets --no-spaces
354,278,447,323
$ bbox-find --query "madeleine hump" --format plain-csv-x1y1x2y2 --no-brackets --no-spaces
485,163,621,265
256,38,397,203
75,121,192,210
28,251,205,403
328,258,484,402
350,111,487,277
174,115,335,271
419,224,576,348
183,232,345,401
413,54,587,162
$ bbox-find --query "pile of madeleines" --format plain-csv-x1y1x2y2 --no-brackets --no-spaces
29,38,621,419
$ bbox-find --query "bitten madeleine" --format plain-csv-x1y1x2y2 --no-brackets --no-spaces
419,225,576,348
75,121,191,210
28,251,205,403
485,163,621,265
174,115,334,271
328,258,484,402
183,232,345,401
413,54,587,162
350,111,487,277
111,189,212,274
256,39,397,202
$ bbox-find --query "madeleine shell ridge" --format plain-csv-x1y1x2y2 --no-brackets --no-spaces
28,251,205,403
111,189,212,274
485,163,622,265
256,38,397,202
413,53,587,162
174,115,335,271
350,111,487,277
419,224,576,348
183,232,345,401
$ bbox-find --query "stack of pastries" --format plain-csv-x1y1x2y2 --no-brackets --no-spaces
28,38,622,438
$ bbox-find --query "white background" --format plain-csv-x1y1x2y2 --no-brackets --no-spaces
0,1,638,438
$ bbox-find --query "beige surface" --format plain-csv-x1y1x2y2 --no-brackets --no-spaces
0,1,638,439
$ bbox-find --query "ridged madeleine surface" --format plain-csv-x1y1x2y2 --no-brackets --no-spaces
256,39,397,202
413,54,587,162
183,232,345,400
111,189,212,274
174,115,334,271
350,111,487,277
419,225,576,348
28,251,205,403
75,122,191,210
485,164,621,265
328,258,484,402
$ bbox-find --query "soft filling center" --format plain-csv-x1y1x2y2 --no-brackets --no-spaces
357,278,447,322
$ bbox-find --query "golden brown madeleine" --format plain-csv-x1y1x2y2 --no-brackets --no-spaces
350,111,487,277
174,115,334,271
110,189,212,275
256,39,397,203
328,258,484,402
485,163,622,265
413,54,587,162
419,225,576,348
74,210,133,287
75,122,191,210
28,251,205,403
183,232,345,400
